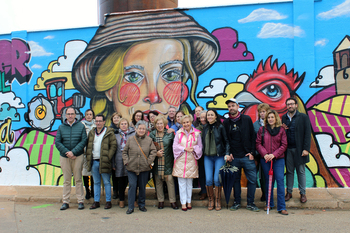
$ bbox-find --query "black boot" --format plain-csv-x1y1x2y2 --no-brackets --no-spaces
83,176,91,200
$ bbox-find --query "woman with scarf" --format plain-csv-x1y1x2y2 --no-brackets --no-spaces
202,109,230,211
81,109,95,199
256,110,288,215
172,115,203,211
113,118,135,208
149,115,178,210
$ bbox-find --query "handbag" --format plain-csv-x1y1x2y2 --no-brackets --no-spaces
134,136,153,169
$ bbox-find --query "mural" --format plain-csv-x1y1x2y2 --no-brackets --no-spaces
0,0,350,188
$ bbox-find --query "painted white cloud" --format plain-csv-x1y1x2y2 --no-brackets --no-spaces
236,74,250,84
315,134,350,167
52,40,87,72
198,79,228,98
44,35,54,39
310,65,335,87
31,64,42,69
0,91,25,108
0,148,40,185
238,8,287,23
28,41,54,57
315,39,329,47
318,0,350,20
257,23,304,38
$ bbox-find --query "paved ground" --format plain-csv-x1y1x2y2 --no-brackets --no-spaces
1,201,350,233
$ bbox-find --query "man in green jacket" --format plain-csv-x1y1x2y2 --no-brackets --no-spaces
55,107,87,210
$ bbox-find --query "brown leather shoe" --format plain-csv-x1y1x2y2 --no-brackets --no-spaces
119,201,125,208
206,186,214,211
279,210,289,215
158,202,164,209
170,202,178,210
134,201,139,207
199,193,207,200
285,192,292,201
300,194,307,203
264,206,273,211
90,202,100,209
104,201,112,209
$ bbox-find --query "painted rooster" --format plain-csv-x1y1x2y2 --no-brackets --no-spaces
235,56,338,187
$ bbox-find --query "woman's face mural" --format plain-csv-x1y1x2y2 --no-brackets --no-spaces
105,39,187,122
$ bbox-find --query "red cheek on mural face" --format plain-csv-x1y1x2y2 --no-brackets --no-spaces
163,81,189,106
119,83,141,106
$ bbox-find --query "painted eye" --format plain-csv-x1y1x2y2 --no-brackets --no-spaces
162,69,181,82
124,72,144,84
261,84,281,98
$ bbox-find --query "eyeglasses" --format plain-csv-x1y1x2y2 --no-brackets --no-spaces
66,113,75,116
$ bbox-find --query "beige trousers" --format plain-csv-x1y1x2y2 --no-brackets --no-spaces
155,174,176,203
60,155,84,204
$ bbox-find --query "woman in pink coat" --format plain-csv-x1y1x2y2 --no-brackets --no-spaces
172,114,203,211
256,110,288,215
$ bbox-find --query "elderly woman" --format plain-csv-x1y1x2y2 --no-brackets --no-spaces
113,118,135,208
202,109,230,211
147,110,159,133
149,115,178,210
173,115,203,211
196,110,208,201
122,120,157,214
256,110,288,215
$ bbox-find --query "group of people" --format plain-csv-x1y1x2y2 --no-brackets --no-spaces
55,96,311,216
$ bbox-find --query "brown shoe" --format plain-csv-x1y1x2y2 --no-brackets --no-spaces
158,202,164,209
279,210,289,215
264,206,273,211
119,201,125,208
170,202,178,210
215,186,222,211
199,193,207,200
134,201,139,207
300,194,307,203
285,192,292,201
90,202,100,209
104,201,112,209
206,186,214,211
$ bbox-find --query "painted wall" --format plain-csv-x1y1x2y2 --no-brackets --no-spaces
0,0,349,188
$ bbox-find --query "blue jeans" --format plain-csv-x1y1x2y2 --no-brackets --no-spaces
204,155,225,187
261,158,286,211
91,160,111,202
127,171,149,210
231,156,257,204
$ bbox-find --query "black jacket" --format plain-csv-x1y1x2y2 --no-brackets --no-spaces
202,123,230,157
282,110,311,166
223,114,256,157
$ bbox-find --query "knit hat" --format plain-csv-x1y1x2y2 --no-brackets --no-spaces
72,9,219,97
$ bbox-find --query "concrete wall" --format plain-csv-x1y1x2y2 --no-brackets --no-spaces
0,0,350,188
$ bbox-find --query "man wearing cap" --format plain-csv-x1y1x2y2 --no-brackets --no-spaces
223,98,259,212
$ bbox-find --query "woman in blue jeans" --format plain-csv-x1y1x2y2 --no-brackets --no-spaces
202,109,230,211
256,110,288,215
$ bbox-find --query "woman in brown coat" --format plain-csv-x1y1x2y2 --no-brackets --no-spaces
122,120,156,214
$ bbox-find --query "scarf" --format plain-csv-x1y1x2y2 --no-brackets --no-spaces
229,111,241,122
155,131,165,179
267,125,280,136
119,130,129,151
82,119,94,129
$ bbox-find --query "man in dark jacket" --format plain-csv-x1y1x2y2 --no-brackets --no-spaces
55,107,87,210
282,97,311,203
223,98,259,212
86,114,117,210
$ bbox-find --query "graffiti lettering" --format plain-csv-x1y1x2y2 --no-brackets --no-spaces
0,118,15,145
0,39,32,84
0,71,10,92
